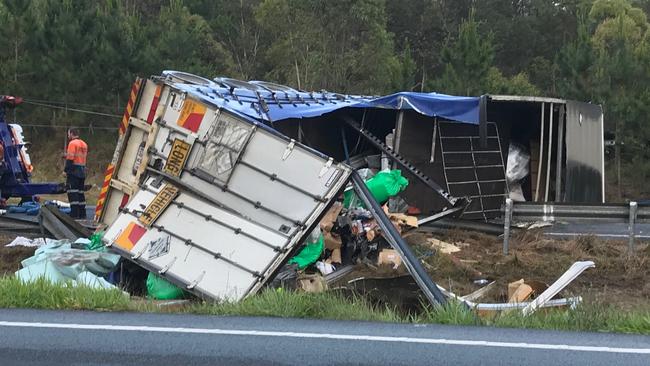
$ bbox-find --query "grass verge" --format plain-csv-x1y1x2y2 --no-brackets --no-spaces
183,289,403,322
0,276,131,311
1,277,648,335
418,301,650,335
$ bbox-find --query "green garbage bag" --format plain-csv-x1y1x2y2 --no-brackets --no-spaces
344,169,409,208
146,272,185,300
287,228,324,269
86,231,105,252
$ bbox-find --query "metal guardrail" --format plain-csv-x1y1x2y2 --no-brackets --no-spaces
503,200,643,254
509,202,650,223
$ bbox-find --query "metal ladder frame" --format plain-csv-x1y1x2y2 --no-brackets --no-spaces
438,121,509,220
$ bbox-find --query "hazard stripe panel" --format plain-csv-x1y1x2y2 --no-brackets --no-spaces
94,164,115,220
119,79,142,135
147,84,163,124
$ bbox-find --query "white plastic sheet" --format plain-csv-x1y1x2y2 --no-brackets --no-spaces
506,143,530,201
5,237,47,248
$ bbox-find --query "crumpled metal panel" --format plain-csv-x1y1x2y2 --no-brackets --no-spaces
564,101,604,203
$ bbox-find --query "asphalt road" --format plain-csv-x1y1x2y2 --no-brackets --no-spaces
0,309,648,365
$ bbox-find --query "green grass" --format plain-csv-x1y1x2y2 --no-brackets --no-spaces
0,276,131,311
487,303,650,334
416,301,650,335
183,289,403,322
1,277,648,335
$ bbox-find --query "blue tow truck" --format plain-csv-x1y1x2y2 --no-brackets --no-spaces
0,95,65,202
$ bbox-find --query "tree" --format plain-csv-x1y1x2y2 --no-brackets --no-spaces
186,0,263,80
473,0,583,78
143,0,236,78
434,11,495,95
556,12,596,101
255,0,405,94
0,0,47,95
385,0,463,91
434,10,538,95
556,0,650,197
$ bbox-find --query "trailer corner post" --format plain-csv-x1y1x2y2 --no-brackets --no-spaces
351,171,447,306
503,198,513,255
544,103,554,202
628,201,638,252
534,103,545,202
479,95,488,148
555,105,565,202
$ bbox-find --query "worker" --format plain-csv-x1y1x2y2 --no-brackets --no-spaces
64,128,88,219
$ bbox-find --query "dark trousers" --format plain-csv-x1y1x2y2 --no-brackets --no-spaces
66,174,86,219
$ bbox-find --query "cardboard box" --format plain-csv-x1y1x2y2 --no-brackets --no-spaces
329,248,342,264
388,213,418,228
320,203,343,233
323,231,342,250
377,249,403,269
298,274,327,293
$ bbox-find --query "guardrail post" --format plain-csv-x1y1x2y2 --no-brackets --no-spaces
628,201,638,252
503,198,513,255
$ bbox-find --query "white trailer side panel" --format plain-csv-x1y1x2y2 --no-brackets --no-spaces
102,75,351,301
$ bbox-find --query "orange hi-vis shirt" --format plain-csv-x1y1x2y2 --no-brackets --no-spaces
66,138,88,166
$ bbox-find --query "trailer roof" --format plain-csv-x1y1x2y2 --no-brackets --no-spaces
488,95,568,104
162,71,481,125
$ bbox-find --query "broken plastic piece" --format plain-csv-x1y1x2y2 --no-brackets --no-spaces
461,281,496,302
522,260,595,316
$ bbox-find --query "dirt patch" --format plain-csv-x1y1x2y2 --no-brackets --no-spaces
0,232,36,275
407,228,650,309
331,228,649,311
0,246,34,276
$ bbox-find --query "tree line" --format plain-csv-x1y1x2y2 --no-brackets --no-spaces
2,0,650,196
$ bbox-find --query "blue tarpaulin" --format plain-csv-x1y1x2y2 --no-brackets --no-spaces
356,92,479,124
168,72,480,125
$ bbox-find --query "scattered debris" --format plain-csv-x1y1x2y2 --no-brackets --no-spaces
436,282,583,317
377,249,403,270
461,281,496,302
387,212,419,230
15,239,121,290
514,221,555,230
507,279,534,303
298,273,327,293
146,272,185,300
455,261,595,316
324,265,356,284
288,228,325,270
316,261,336,275
427,238,461,254
39,205,92,241
522,261,595,316
154,299,192,311
5,236,47,248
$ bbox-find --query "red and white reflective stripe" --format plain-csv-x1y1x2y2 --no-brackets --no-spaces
94,164,115,220
119,193,130,209
147,84,163,124
119,79,142,135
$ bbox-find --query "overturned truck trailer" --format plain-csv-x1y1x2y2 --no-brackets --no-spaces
96,72,352,301
96,71,447,305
